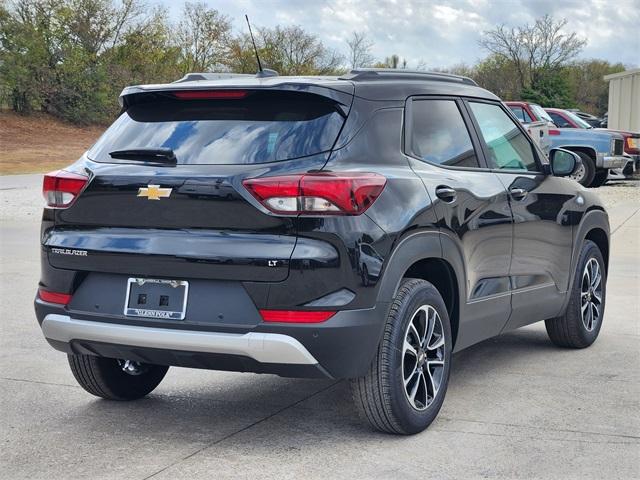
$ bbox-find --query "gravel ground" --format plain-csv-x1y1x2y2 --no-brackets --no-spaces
593,178,640,209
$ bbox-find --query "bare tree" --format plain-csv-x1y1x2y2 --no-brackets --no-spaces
255,25,343,75
346,31,374,69
63,0,145,55
176,1,231,73
479,14,586,89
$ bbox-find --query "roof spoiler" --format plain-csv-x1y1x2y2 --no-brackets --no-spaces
339,68,477,86
174,70,279,83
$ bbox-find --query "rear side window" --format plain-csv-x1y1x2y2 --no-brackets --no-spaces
410,99,480,168
547,111,572,128
88,91,345,164
469,102,539,172
508,106,532,123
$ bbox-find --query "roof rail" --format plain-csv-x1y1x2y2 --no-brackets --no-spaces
339,68,477,86
173,72,255,83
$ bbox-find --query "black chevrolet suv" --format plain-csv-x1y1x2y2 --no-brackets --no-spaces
35,69,610,434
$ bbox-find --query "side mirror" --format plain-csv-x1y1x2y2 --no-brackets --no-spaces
549,148,581,177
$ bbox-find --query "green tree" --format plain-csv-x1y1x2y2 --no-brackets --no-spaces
0,0,151,122
565,59,625,115
521,68,574,108
0,0,64,113
106,8,182,86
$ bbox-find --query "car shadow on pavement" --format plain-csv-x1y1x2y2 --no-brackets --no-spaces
65,325,561,444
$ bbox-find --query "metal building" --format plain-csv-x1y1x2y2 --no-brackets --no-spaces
604,69,640,132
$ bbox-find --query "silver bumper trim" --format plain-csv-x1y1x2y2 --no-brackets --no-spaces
599,155,630,169
41,314,318,365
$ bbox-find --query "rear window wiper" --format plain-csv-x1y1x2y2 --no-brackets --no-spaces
109,148,177,165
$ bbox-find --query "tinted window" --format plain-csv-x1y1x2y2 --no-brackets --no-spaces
547,112,572,128
410,99,479,168
564,110,592,129
530,104,554,123
509,106,525,122
469,102,539,172
88,91,345,165
508,106,532,123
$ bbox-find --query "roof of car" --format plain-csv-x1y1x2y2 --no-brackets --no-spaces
120,69,500,104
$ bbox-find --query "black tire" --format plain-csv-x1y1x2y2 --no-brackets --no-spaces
350,278,452,434
68,354,169,400
571,151,596,187
545,240,606,348
588,169,608,188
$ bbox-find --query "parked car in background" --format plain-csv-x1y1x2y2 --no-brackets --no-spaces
566,109,603,128
522,120,551,156
506,101,554,126
505,101,552,156
600,112,608,128
545,108,639,175
506,101,628,187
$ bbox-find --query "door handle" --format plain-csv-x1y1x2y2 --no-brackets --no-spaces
435,186,457,203
510,187,528,200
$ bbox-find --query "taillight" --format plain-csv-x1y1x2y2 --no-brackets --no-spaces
259,310,336,323
243,172,386,215
38,288,72,305
549,129,561,136
42,170,89,208
171,90,248,100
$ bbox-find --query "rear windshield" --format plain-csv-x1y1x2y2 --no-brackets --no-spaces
530,104,553,123
88,91,345,164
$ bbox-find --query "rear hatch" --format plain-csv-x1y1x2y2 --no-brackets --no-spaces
45,88,351,282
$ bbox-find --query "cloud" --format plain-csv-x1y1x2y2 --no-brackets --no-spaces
157,0,640,68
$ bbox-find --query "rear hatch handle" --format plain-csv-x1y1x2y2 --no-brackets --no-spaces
109,148,177,166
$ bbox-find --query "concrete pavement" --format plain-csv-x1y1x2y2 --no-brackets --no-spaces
1,175,638,479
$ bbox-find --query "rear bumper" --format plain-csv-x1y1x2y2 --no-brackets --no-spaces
42,314,318,365
36,299,388,379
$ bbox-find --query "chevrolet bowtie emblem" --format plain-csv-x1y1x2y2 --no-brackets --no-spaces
137,185,172,200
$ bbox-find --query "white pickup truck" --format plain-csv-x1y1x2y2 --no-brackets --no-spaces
504,101,552,157
522,120,551,157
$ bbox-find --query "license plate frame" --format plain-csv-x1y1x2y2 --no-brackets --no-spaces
124,278,189,320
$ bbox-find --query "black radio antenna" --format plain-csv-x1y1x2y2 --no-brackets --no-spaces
245,15,262,73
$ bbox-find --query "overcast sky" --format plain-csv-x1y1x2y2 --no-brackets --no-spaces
156,0,640,69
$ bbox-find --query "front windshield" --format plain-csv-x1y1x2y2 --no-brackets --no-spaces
564,110,593,129
530,104,553,123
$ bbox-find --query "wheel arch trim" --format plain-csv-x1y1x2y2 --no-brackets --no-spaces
376,229,466,346
559,208,610,315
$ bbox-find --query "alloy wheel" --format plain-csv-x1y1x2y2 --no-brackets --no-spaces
581,258,603,331
401,305,446,411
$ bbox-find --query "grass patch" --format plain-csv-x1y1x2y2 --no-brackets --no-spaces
0,111,104,175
